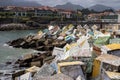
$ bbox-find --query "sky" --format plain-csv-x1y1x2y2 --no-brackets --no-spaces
26,0,120,9
0,0,120,9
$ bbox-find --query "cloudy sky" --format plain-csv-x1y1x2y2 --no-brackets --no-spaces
26,0,119,9
0,0,120,9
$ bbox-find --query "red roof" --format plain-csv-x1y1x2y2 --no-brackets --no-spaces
37,6,58,12
3,6,75,13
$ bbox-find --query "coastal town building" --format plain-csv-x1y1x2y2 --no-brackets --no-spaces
87,12,113,22
101,15,118,22
57,9,76,18
34,6,58,17
87,11,120,23
87,13,101,21
107,24,120,30
0,6,77,19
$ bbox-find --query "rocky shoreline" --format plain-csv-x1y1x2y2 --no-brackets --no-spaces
0,51,55,80
1,25,67,79
7,35,66,51
1,24,120,80
1,24,91,80
0,23,46,31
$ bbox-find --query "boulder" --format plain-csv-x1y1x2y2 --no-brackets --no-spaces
30,61,41,67
23,54,33,60
17,72,32,80
33,73,74,80
12,70,25,80
25,66,40,74
43,56,55,64
33,63,55,79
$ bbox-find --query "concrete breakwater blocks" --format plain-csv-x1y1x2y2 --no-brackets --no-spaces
14,51,54,68
7,34,66,51
33,63,55,79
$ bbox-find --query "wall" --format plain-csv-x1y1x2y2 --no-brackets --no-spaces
118,14,120,23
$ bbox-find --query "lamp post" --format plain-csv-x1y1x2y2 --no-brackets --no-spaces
77,9,82,25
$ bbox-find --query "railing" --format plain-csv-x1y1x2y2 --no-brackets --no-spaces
50,21,120,28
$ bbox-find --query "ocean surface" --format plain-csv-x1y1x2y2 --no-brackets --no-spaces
0,30,39,65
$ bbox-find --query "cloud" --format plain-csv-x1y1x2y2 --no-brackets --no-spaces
93,0,120,9
26,0,93,7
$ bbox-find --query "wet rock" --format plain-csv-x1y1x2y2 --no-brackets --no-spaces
20,41,26,46
19,62,30,67
45,46,54,51
25,37,32,43
7,38,25,47
36,46,45,51
25,66,40,74
43,56,55,64
0,70,14,75
33,35,43,40
23,54,33,61
7,34,66,50
6,61,12,65
0,76,12,80
15,51,53,67
12,70,25,80
30,61,42,67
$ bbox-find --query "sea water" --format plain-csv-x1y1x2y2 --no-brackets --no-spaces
0,30,39,69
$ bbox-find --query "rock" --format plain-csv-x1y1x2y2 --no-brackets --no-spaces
33,73,74,80
7,38,25,48
23,54,33,60
20,41,26,46
43,56,55,64
7,34,66,51
0,70,14,75
28,41,36,48
12,70,25,80
19,62,29,67
32,57,43,62
58,62,85,79
26,37,32,43
6,61,12,65
17,72,32,80
0,76,12,80
32,35,42,40
44,46,54,51
30,61,41,67
15,51,52,67
76,75,86,80
33,63,55,79
37,40,45,46
25,66,40,74
36,46,45,51
0,23,30,31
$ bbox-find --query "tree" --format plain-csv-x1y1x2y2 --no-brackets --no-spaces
81,8,91,15
102,9,114,13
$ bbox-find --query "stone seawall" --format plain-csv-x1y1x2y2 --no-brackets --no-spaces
0,23,44,31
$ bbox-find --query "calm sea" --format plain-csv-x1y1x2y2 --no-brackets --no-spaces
0,30,39,66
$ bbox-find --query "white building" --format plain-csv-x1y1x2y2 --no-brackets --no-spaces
102,14,120,23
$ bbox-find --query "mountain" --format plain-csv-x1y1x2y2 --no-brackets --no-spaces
54,2,84,11
0,0,42,7
89,4,114,12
